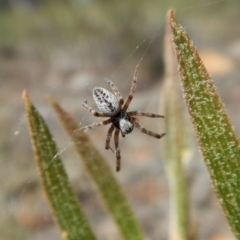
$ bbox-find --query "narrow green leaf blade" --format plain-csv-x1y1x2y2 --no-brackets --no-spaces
161,21,190,240
169,10,240,238
23,90,96,240
48,96,144,240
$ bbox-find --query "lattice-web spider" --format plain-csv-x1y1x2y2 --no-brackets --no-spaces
80,64,165,172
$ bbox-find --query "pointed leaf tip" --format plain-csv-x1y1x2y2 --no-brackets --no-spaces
22,90,29,101
168,9,175,20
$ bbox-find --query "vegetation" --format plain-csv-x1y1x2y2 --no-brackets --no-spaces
24,10,240,239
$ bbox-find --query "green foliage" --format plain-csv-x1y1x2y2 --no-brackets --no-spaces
24,90,144,240
161,22,190,240
24,90,96,240
23,9,240,239
169,10,240,239
48,97,144,240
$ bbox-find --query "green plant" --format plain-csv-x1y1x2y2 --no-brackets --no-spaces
24,10,240,240
24,91,144,240
169,10,240,239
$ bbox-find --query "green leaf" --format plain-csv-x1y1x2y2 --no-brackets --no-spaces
161,21,190,240
169,10,240,238
23,90,96,240
48,96,144,240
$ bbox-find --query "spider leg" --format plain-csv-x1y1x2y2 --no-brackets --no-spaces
78,119,111,132
114,128,121,172
105,78,124,106
134,121,166,139
82,100,109,117
128,111,165,118
123,64,139,111
105,124,115,150
121,131,125,138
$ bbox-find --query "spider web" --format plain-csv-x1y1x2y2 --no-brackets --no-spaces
6,0,240,239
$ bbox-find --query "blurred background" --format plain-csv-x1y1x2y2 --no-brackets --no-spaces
1,0,240,239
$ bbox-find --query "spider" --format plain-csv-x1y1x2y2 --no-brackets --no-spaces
80,64,166,172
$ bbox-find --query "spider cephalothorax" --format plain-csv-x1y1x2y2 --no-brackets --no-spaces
80,64,165,172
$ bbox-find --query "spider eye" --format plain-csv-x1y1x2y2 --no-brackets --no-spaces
93,87,119,116
119,119,133,134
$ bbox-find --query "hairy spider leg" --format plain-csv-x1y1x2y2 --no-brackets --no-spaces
134,121,166,139
121,131,125,138
105,78,124,106
82,100,109,117
105,124,115,150
114,128,121,172
123,64,139,111
79,118,112,132
128,111,165,118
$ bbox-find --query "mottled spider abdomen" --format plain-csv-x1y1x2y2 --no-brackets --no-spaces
93,87,120,116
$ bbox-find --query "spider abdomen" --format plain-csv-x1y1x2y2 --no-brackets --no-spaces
111,110,134,134
93,87,119,116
